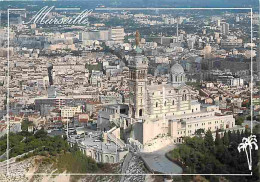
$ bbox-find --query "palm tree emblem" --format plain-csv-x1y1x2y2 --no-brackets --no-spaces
237,135,258,170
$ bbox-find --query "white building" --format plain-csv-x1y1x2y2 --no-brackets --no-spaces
61,106,82,120
109,27,125,43
126,46,237,145
221,23,229,35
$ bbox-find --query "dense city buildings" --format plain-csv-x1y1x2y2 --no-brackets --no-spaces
0,1,259,181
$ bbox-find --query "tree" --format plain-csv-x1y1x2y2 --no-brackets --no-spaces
235,116,244,125
230,130,237,144
215,130,222,146
228,130,232,141
236,130,241,143
253,124,260,134
195,128,205,136
221,146,232,165
244,128,250,137
34,129,47,139
204,129,214,151
223,131,229,146
185,136,205,152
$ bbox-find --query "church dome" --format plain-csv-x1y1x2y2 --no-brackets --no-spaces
170,63,184,74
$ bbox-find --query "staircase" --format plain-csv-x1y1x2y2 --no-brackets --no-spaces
107,132,126,148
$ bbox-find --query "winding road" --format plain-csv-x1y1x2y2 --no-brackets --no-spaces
140,145,183,174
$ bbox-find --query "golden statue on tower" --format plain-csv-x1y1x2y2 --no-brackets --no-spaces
135,30,140,46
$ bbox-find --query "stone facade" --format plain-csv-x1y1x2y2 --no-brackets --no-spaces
128,50,236,145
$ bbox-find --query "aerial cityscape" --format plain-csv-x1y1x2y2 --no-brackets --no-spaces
0,0,259,182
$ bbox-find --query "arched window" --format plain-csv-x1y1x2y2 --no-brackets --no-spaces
105,155,109,163
139,109,143,117
182,94,187,101
172,100,175,105
164,101,166,106
97,153,100,161
110,156,115,163
156,102,158,107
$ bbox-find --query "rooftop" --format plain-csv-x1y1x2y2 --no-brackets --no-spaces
68,132,125,154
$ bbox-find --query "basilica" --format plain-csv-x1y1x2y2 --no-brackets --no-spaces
127,47,236,145
98,34,237,148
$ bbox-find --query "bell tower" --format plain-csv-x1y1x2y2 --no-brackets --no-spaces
128,31,148,119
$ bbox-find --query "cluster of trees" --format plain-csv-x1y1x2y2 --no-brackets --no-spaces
236,115,260,123
0,129,69,158
168,127,259,182
0,115,122,174
235,116,245,125
0,129,104,174
246,115,260,122
85,62,103,72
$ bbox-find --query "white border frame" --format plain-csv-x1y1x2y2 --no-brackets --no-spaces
6,7,254,177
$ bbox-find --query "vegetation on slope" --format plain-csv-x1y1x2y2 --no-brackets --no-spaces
167,126,259,182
